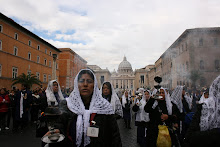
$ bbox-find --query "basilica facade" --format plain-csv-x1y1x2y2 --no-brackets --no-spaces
110,56,135,90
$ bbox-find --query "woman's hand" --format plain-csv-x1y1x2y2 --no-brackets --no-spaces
161,113,168,121
44,129,60,136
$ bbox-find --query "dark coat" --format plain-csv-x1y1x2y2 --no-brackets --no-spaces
184,104,220,147
54,100,122,147
14,90,32,121
144,98,176,147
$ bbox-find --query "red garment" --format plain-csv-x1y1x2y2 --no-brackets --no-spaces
0,94,10,112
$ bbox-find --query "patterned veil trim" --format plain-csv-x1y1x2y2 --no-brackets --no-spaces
100,82,123,117
200,75,220,131
152,87,172,115
45,80,64,106
66,69,114,147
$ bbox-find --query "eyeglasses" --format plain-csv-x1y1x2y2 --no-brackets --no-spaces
78,79,94,84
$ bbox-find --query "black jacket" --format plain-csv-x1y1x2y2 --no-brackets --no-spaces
144,98,176,147
54,100,122,147
184,104,220,147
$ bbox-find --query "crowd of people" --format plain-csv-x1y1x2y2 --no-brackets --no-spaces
0,69,220,147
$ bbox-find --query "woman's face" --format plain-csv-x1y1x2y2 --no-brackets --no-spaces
52,82,58,93
125,91,128,98
78,73,94,99
102,84,111,96
144,91,150,100
204,93,209,98
0,89,5,94
159,89,165,101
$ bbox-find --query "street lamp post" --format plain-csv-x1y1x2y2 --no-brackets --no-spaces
52,54,57,80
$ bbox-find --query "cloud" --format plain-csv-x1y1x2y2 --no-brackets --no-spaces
1,0,220,71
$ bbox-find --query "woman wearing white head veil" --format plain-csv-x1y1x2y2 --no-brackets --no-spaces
122,90,132,129
100,81,123,118
44,69,122,147
45,80,64,106
184,75,220,147
132,89,151,147
144,87,175,147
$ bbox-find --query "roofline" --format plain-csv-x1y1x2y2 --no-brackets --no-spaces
0,12,61,52
161,27,220,57
59,48,87,63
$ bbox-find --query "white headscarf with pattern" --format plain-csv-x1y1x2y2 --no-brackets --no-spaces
45,80,64,106
200,75,220,131
66,69,114,147
100,82,123,117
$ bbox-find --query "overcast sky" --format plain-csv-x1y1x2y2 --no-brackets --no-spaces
1,0,220,71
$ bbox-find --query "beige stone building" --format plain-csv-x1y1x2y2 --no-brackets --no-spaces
87,65,111,88
161,27,220,89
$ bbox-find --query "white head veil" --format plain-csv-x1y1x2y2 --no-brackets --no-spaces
66,69,114,147
152,87,172,115
135,90,151,122
170,85,191,113
122,90,131,108
45,80,64,106
200,75,220,131
100,82,123,117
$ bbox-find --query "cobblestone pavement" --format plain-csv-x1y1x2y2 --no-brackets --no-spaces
0,115,139,147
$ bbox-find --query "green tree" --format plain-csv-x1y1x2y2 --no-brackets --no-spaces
12,73,42,89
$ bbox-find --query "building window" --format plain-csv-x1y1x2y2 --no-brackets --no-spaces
200,60,204,70
186,61,189,71
27,70,31,76
14,33,18,40
12,67,18,78
100,76,104,84
0,64,2,77
185,42,187,50
48,75,51,82
28,52,31,60
215,60,220,71
37,45,40,50
0,40,2,50
37,56,40,63
14,46,18,56
44,59,47,65
43,74,47,82
45,49,47,54
28,40,31,46
199,38,203,46
49,51,52,56
140,75,144,84
36,72,40,80
0,25,2,32
56,63,58,69
214,38,218,46
49,61,51,67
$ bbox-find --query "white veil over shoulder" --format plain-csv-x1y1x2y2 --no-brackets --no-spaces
200,75,220,131
152,87,172,115
66,69,114,147
100,82,123,117
45,80,64,106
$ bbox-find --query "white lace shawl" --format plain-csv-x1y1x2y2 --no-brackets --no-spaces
200,75,220,131
45,80,64,106
152,88,172,115
100,82,123,117
135,90,151,122
66,69,114,147
198,93,208,104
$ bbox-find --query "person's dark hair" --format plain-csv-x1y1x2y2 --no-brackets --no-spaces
144,90,150,94
78,70,94,81
102,82,112,96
